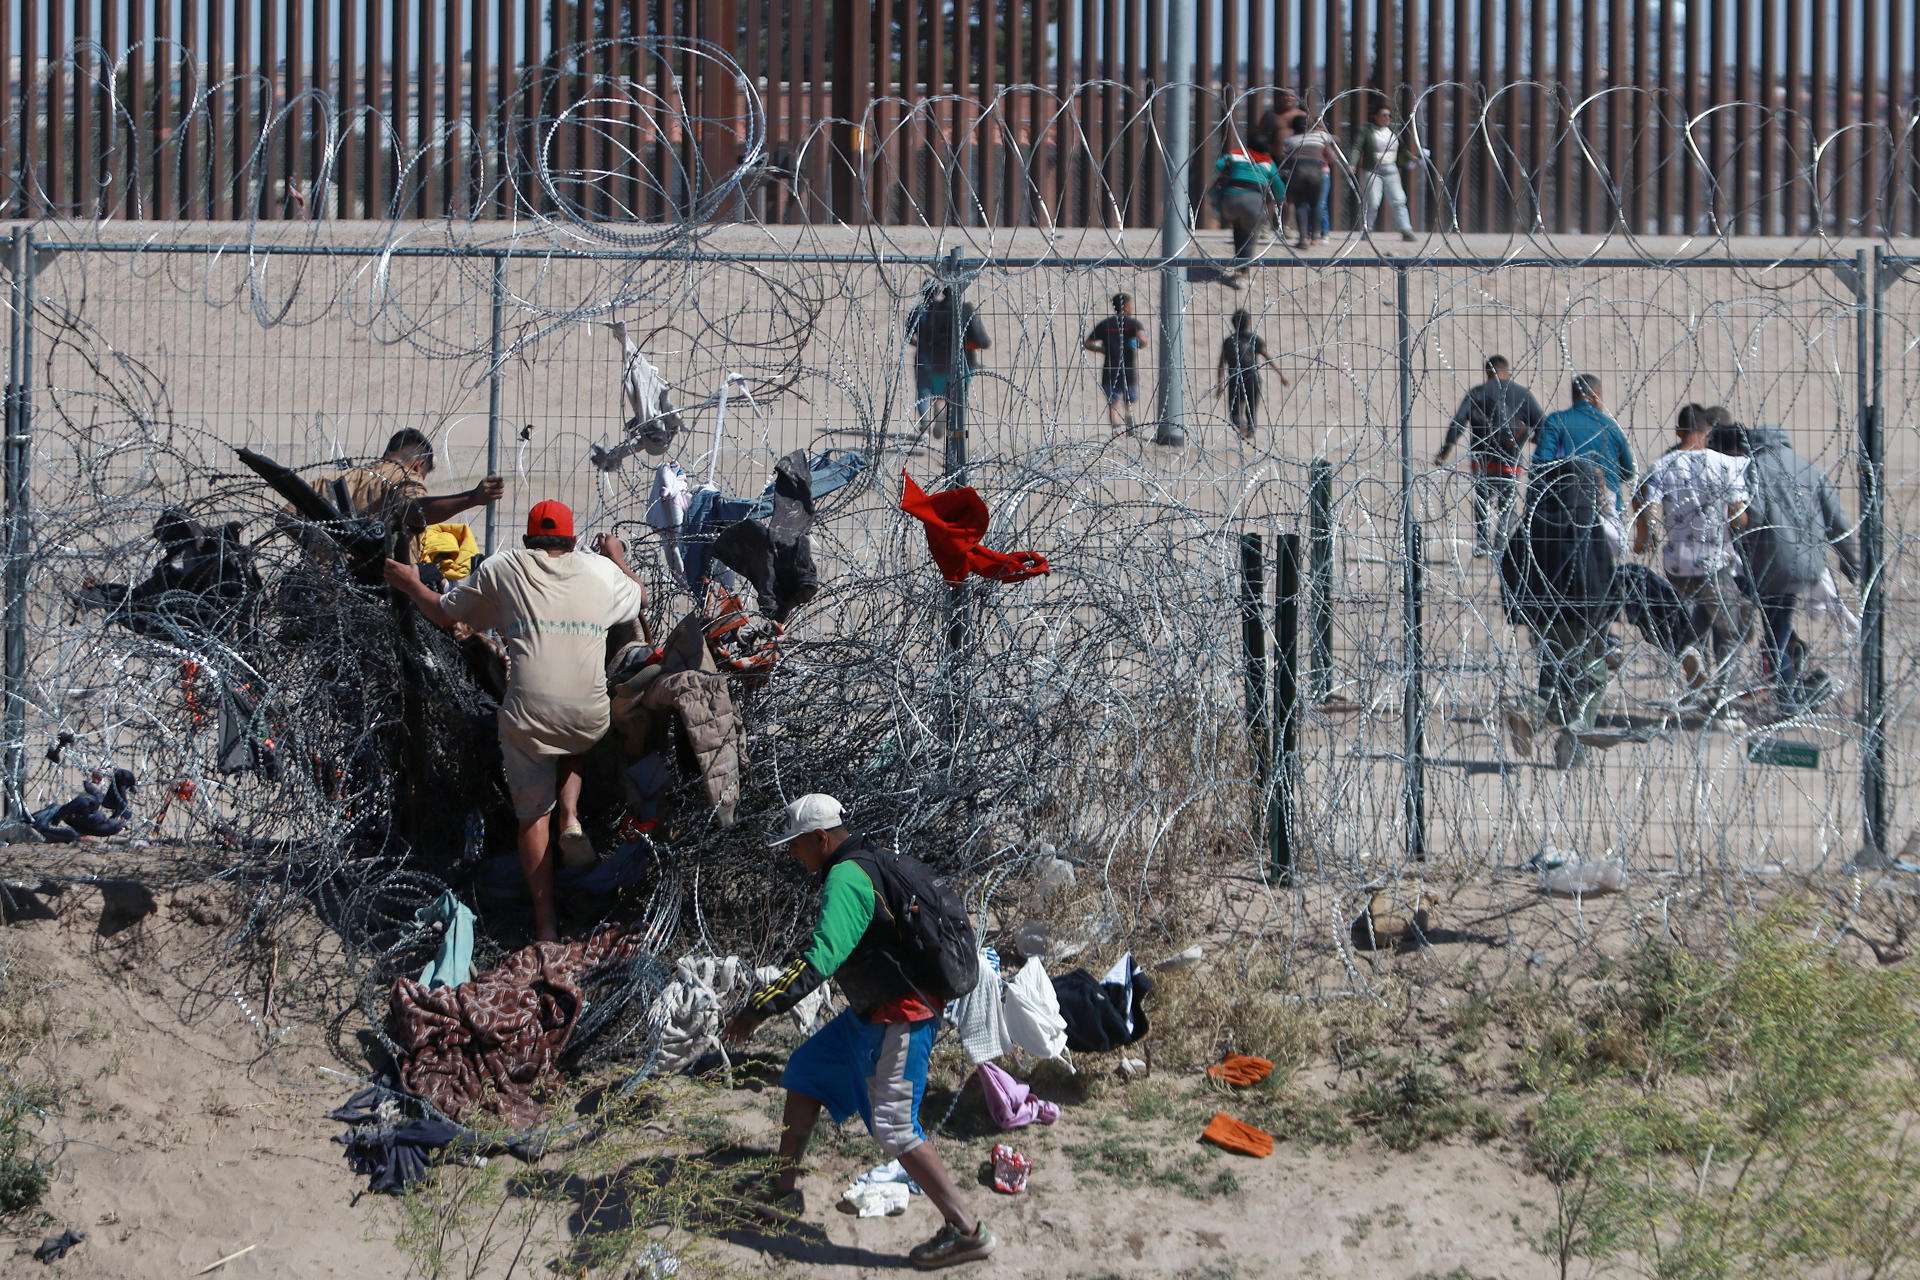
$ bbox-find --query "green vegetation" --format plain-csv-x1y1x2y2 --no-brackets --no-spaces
391,1078,755,1280
1060,1128,1245,1201
1342,1054,1504,1152
0,956,57,1221
1521,911,1920,1280
0,1088,51,1216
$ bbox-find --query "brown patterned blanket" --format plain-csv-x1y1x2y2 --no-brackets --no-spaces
386,927,640,1127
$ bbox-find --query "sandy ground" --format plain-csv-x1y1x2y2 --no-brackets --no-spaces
6,837,1912,1279
0,867,410,1278
0,850,1575,1280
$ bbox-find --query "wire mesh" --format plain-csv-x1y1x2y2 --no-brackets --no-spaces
1,39,1915,1142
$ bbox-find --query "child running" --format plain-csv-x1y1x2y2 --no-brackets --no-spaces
1214,309,1289,441
1083,293,1148,435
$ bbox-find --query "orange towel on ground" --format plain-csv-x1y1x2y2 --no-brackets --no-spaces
1202,1111,1275,1158
1206,1054,1275,1087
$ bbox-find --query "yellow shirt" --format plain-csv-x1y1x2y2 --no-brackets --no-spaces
420,522,479,581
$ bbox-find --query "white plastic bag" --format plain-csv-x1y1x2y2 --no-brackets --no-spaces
840,1181,910,1217
1538,858,1626,897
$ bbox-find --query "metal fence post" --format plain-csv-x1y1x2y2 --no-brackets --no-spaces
944,254,972,659
3,229,33,818
484,250,505,554
1308,456,1334,703
1271,531,1301,885
1860,246,1888,862
1239,532,1270,856
1153,0,1194,446
1239,532,1268,744
1397,265,1425,861
944,249,969,483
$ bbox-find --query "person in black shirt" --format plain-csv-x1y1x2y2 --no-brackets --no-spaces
1213,309,1290,441
905,283,991,442
1435,355,1547,555
1082,293,1148,434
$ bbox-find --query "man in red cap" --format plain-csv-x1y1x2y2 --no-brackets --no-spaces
385,500,647,941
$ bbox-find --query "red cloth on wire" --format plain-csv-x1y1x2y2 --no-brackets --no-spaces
898,472,1050,585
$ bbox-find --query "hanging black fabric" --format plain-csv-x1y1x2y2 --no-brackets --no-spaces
1051,967,1154,1053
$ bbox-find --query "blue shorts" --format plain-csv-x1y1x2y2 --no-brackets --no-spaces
914,365,951,409
1102,373,1139,405
781,1008,936,1159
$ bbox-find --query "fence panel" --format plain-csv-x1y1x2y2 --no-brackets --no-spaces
1877,254,1920,860
2,20,1918,234
1,234,1898,887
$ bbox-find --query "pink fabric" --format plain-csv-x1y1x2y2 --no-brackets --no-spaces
976,1061,1060,1130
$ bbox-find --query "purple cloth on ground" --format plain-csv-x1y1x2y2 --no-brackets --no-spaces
976,1061,1060,1129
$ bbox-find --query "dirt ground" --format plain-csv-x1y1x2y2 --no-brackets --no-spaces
0,852,1535,1280
5,842,1914,1280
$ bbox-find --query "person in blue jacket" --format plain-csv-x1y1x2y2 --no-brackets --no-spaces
1531,373,1636,516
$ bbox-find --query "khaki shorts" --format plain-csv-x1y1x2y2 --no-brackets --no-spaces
500,734,561,822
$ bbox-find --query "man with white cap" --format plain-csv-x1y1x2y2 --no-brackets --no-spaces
722,794,995,1270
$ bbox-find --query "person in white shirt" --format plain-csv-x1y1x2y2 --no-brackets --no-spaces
385,499,647,941
1354,105,1416,242
1632,404,1752,708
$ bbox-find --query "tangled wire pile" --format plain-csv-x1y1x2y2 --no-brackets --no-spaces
4,40,1920,1138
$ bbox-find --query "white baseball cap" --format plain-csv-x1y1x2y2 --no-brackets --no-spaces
767,793,845,847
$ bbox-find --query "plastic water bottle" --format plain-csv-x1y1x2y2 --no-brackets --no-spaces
1538,858,1626,897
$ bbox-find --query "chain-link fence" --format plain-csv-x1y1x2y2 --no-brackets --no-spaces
4,231,1905,893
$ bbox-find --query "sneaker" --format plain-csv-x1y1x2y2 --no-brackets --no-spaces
558,823,598,869
931,419,946,442
910,1220,997,1270
1503,705,1535,760
1400,230,1417,243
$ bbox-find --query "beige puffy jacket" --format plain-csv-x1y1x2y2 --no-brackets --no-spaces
607,615,744,827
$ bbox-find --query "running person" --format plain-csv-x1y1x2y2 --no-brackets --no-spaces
905,284,990,442
1083,293,1148,434
1214,308,1290,441
1435,355,1547,554
1210,117,1287,288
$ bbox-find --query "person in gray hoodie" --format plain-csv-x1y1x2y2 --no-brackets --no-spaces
1712,421,1860,710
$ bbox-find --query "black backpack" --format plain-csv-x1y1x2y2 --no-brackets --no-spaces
841,845,980,1003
